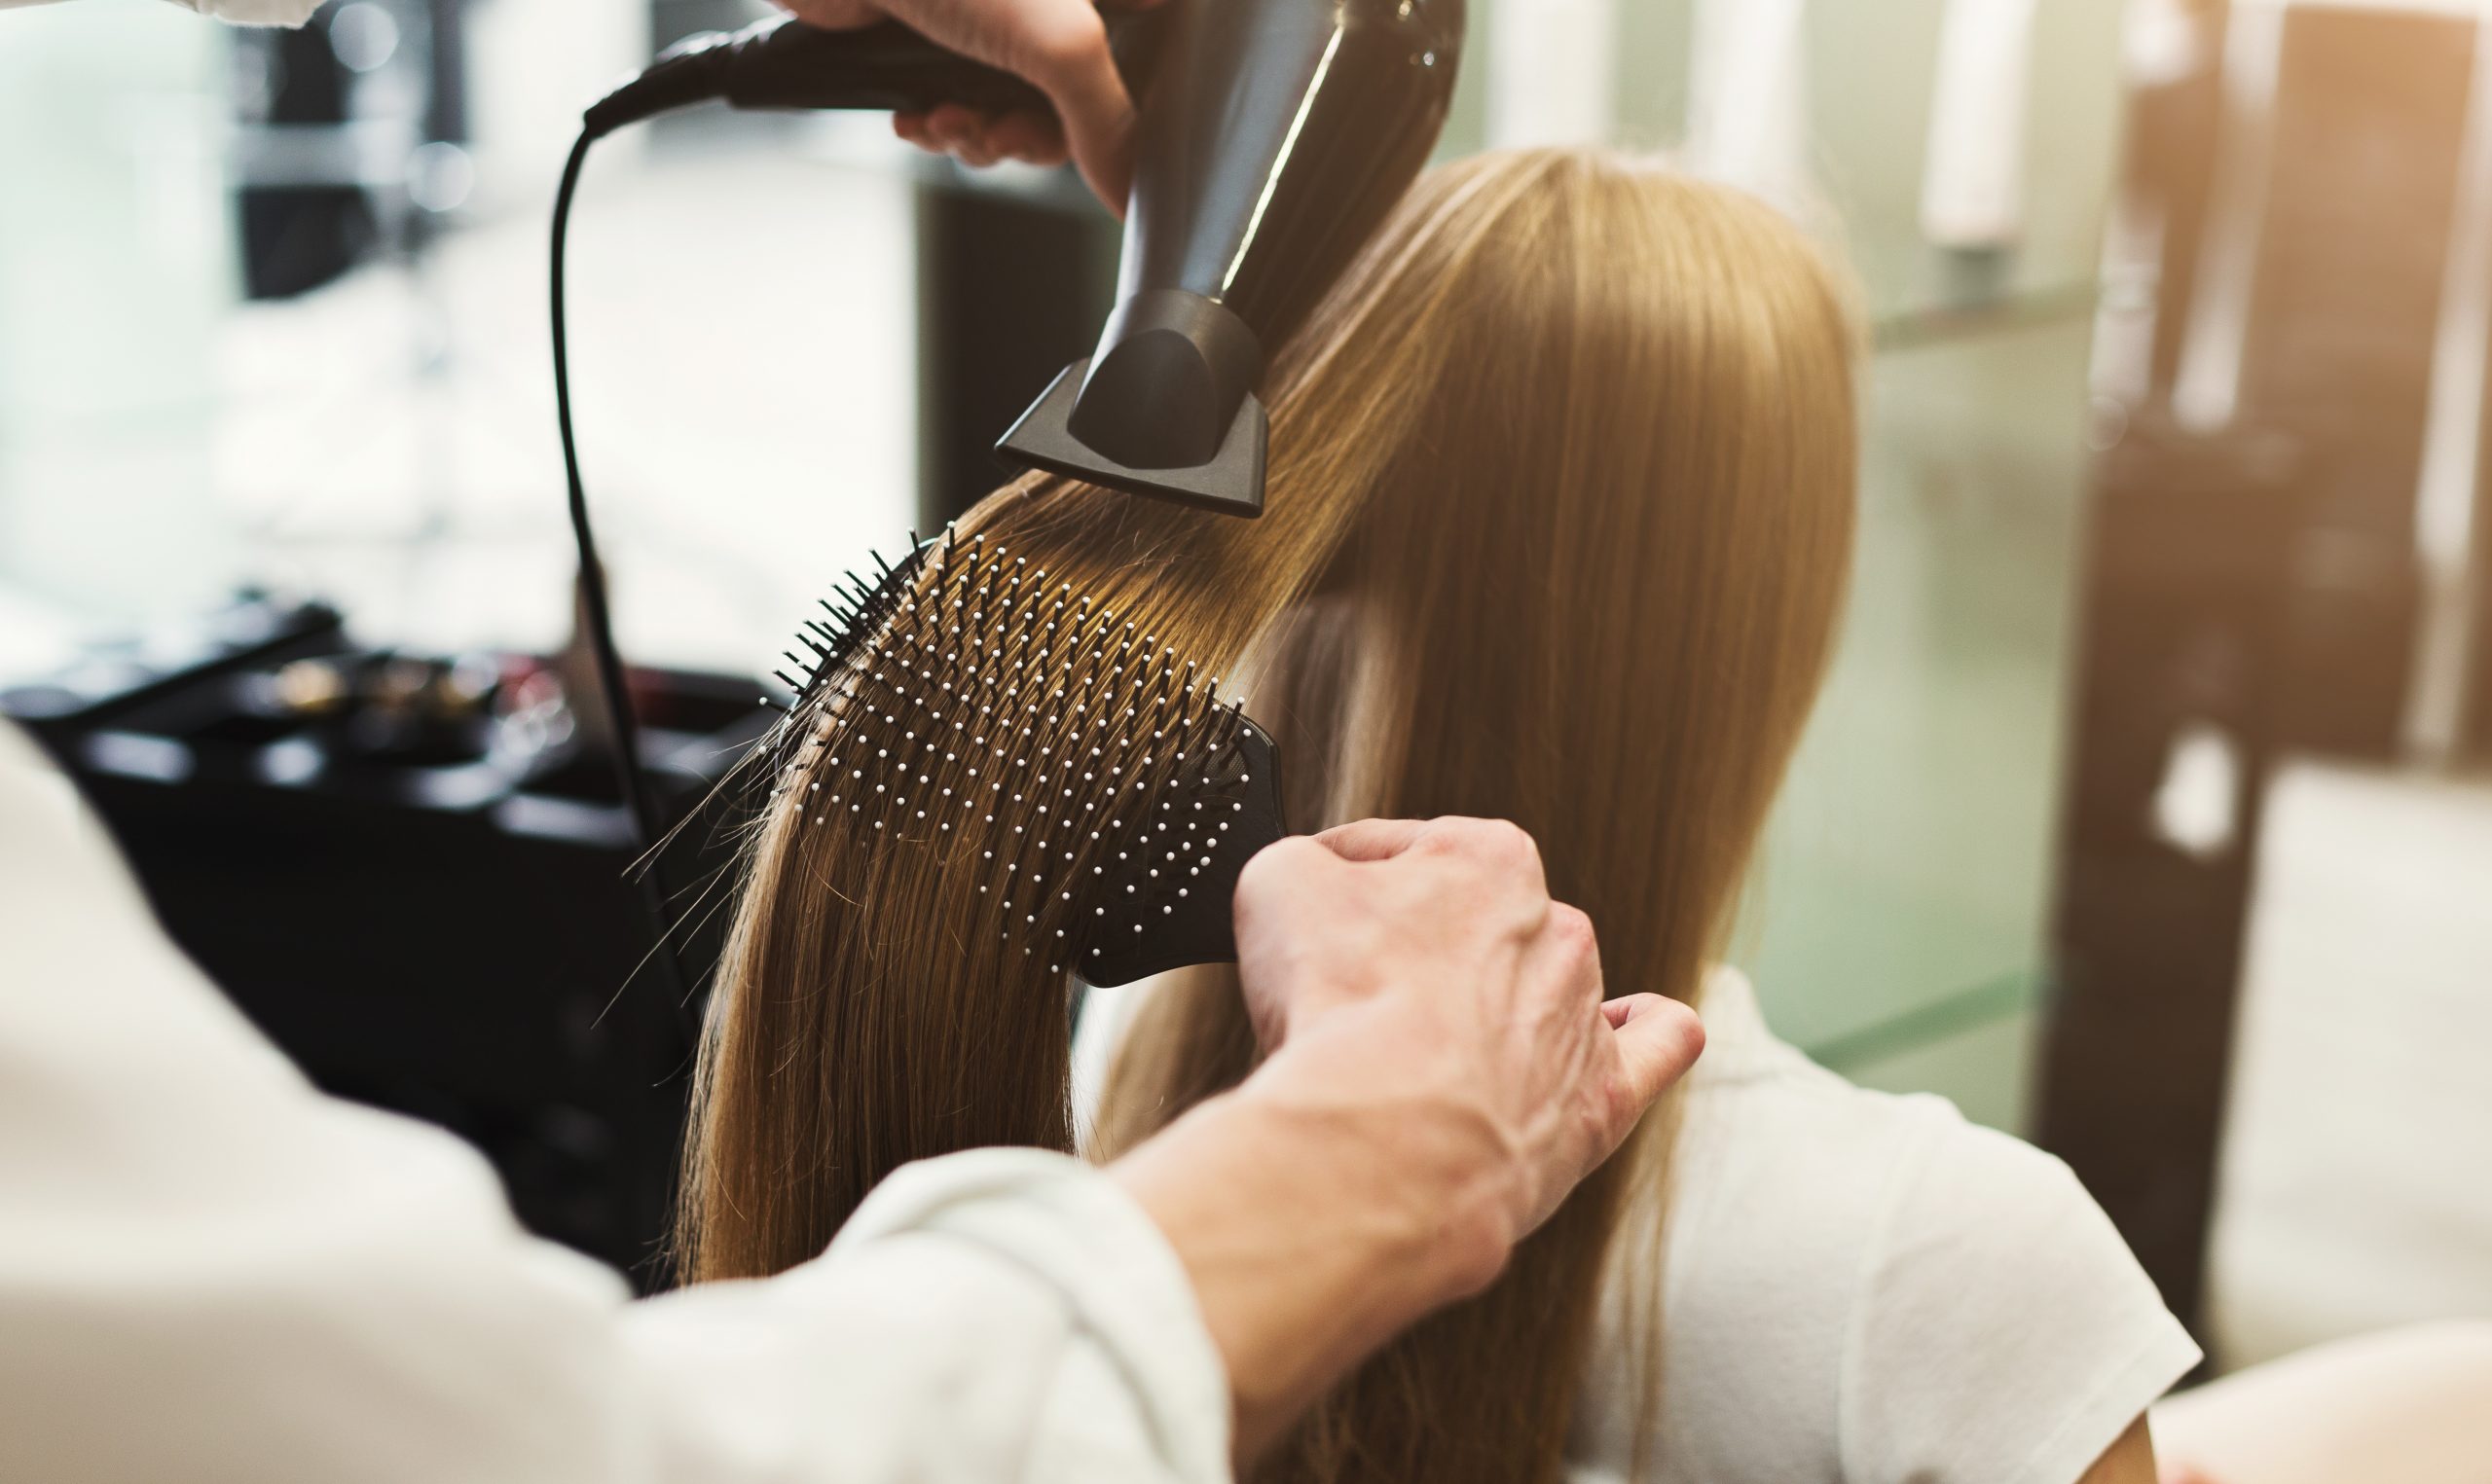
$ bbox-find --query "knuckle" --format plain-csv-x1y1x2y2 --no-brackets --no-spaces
1555,906,1594,960
1546,902,1594,947
1018,6,1111,85
1484,818,1543,879
1409,818,1469,857
1547,906,1603,987
1236,835,1320,897
1422,816,1538,874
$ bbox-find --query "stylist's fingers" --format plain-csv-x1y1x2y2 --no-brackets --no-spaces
1233,836,1356,962
1011,7,1137,208
1232,833,1364,1045
1311,817,1548,895
1603,995,1705,1109
815,0,1162,208
985,110,1068,165
920,104,990,163
1238,833,1349,897
893,108,1063,168
1308,817,1433,862
1534,900,1602,998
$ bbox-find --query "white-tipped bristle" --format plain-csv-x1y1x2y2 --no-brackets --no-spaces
762,531,1266,969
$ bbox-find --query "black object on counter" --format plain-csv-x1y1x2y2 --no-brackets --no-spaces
2,594,762,1288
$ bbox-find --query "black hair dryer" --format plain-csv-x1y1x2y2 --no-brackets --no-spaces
585,0,1464,520
997,0,1466,517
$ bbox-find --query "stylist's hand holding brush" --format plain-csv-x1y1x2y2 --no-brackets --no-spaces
1113,817,1706,1461
778,0,1160,208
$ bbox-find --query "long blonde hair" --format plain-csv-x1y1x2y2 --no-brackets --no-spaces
678,148,1859,1482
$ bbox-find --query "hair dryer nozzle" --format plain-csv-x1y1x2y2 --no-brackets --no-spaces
994,0,1462,520
997,356,1268,519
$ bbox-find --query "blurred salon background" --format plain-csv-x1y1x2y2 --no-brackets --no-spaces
3,0,2485,1381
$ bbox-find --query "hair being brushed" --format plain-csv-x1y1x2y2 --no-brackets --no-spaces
680,148,1860,1484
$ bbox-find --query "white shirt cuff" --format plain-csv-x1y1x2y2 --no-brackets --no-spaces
168,0,328,27
839,1149,1234,1482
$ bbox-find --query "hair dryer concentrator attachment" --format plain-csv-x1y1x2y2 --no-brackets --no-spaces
997,0,1466,518
997,290,1270,517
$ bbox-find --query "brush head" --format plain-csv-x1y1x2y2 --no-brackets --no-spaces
759,529,1287,987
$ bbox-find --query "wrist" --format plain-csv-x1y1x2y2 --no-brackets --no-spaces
1234,1028,1520,1297
1108,1046,1514,1460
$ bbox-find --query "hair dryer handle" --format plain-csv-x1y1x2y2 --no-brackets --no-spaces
717,16,1048,116
587,11,1152,136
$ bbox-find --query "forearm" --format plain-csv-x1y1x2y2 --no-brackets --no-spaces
1109,1030,1511,1461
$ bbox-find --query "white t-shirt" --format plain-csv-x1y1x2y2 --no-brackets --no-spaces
1077,966,2202,1484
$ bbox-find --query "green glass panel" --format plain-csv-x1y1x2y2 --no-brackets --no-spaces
1840,1002,2043,1138
1736,310,2098,1114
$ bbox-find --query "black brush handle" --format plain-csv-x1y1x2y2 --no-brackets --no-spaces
1080,720,1289,988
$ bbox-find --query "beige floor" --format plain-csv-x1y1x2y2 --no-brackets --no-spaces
2207,759,2492,1371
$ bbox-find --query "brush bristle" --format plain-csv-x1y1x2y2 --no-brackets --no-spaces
755,526,1279,981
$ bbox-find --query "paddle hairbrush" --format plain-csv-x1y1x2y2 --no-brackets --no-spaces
757,527,1288,988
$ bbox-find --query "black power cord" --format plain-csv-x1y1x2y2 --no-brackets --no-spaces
550,127,696,1022
544,18,1051,1026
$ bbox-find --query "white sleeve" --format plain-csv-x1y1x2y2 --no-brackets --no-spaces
0,0,326,24
1838,1108,2202,1484
168,0,328,26
0,723,1231,1484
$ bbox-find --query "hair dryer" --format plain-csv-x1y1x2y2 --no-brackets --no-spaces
557,0,1461,1002
995,0,1465,516
582,0,1466,518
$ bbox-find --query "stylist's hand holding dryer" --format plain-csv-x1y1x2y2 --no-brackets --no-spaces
783,0,1160,206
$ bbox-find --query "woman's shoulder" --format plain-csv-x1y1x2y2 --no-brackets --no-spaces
1670,966,2009,1208
1667,966,2183,1355
1595,967,2200,1484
